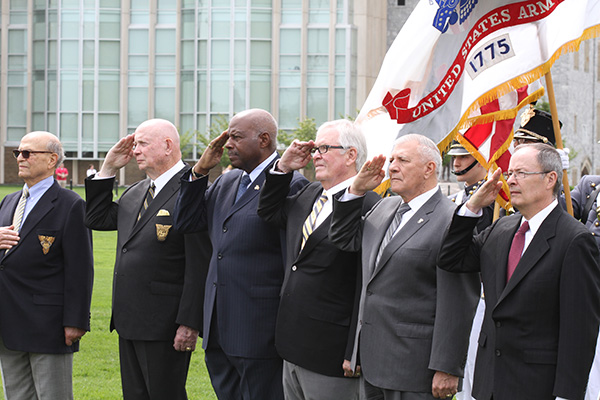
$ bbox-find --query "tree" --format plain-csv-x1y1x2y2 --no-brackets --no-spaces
180,115,231,169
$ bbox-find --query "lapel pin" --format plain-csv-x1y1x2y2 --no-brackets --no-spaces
417,218,424,224
254,185,260,190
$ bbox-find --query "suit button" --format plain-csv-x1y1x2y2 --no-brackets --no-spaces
222,226,228,232
0,265,4,271
122,248,127,253
495,349,501,357
291,265,297,271
217,253,223,260
495,321,501,327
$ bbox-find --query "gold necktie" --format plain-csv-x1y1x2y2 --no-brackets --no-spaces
301,194,328,250
12,188,30,233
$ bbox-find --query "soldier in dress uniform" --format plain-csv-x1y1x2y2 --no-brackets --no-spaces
513,107,559,147
447,140,492,233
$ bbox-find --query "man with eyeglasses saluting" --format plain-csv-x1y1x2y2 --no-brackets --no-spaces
438,143,600,400
258,119,379,400
0,132,94,399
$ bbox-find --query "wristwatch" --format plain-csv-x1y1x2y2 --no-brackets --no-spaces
191,168,202,179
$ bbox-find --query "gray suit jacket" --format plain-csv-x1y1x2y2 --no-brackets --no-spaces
330,188,479,392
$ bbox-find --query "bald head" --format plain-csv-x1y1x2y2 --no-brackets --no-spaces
230,109,278,152
133,119,182,179
16,131,64,187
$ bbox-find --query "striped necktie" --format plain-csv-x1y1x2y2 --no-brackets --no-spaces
138,183,156,221
12,188,29,233
375,202,411,267
301,194,328,250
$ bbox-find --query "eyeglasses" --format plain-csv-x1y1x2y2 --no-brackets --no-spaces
504,170,552,180
13,150,55,159
311,145,345,155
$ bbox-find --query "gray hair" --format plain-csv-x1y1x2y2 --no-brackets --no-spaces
394,133,441,171
317,119,367,172
46,137,65,166
516,143,563,198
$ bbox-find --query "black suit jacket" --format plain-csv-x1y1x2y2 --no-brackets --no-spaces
173,158,308,358
85,165,210,340
257,172,380,377
438,205,600,400
0,181,93,354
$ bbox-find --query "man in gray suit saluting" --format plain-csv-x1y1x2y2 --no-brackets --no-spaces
329,133,480,400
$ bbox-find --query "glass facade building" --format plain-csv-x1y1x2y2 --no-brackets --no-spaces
0,0,385,184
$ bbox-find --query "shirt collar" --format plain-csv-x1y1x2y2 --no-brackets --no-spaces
245,151,278,183
406,185,439,213
521,199,558,235
322,176,356,200
152,160,185,195
25,175,54,196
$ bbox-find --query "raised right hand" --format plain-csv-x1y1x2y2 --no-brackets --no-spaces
98,135,135,178
278,139,315,173
349,154,387,196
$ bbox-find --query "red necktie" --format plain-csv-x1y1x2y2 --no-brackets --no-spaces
507,221,530,281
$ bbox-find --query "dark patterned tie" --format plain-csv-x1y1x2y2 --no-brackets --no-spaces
507,221,529,281
235,174,252,203
12,188,29,232
138,183,156,221
375,202,411,266
300,194,328,250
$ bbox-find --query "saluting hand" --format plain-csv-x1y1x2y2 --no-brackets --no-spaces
466,167,503,214
193,130,229,178
98,135,135,178
278,140,315,173
349,154,387,196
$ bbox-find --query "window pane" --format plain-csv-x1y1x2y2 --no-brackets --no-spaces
99,11,120,39
250,9,271,39
62,10,79,38
212,9,230,38
128,87,148,126
130,11,149,25
308,29,328,53
155,71,175,87
180,72,195,113
48,72,57,111
234,40,246,69
234,11,247,38
181,41,195,69
279,71,301,86
61,41,79,68
155,29,175,54
98,72,120,111
83,72,94,111
128,71,148,86
60,113,78,142
8,30,26,53
48,40,57,68
60,72,79,111
280,55,300,72
307,55,327,70
99,41,120,68
33,11,46,40
157,11,176,24
128,55,149,71
210,72,229,112
7,87,26,126
279,88,300,129
129,30,149,54
83,40,95,68
98,114,120,144
33,72,46,112
307,72,327,87
8,55,27,70
197,72,207,111
211,40,230,69
280,29,300,53
250,41,270,70
198,40,207,68
83,11,96,39
33,113,46,132
155,55,175,70
198,11,209,39
82,113,94,141
234,72,246,111
182,10,195,39
249,72,270,110
307,88,328,125
154,87,175,121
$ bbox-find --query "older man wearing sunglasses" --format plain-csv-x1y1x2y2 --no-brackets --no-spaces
0,131,94,399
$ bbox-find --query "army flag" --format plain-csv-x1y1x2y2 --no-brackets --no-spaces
357,0,600,165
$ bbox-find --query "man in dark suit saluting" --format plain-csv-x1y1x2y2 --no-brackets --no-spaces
258,119,379,399
0,131,93,399
438,143,600,400
329,134,480,400
173,109,308,400
85,119,210,399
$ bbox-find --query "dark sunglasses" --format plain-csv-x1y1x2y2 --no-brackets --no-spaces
13,150,54,159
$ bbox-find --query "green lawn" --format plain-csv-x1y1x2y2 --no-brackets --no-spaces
0,185,217,399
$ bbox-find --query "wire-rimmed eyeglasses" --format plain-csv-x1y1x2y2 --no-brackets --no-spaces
503,170,551,180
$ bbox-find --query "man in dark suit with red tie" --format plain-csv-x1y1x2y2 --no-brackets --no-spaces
257,119,380,399
0,131,93,399
173,109,308,400
438,143,600,400
85,119,210,399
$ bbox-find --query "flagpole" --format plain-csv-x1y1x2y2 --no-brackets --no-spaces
544,70,573,216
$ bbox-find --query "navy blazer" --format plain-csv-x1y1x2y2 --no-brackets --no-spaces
85,165,211,340
173,159,308,358
258,172,380,377
0,181,94,354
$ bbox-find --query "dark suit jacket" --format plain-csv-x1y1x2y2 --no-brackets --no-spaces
330,189,480,392
566,175,600,248
0,181,93,354
257,172,380,377
438,205,600,400
85,165,210,340
173,159,308,358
